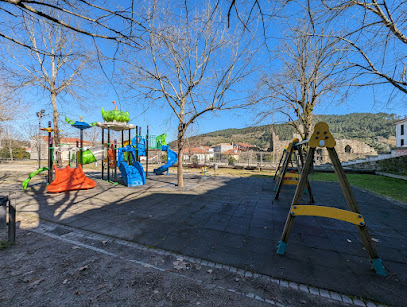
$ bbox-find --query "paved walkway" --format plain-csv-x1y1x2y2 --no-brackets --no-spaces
3,172,407,306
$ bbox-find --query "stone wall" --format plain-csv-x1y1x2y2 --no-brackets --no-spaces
346,155,407,175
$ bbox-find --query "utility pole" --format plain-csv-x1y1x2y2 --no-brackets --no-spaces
36,109,45,169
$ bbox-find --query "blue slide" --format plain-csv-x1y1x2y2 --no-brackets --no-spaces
154,145,178,175
131,135,147,156
118,146,146,186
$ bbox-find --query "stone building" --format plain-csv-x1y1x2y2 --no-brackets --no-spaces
314,139,377,164
270,133,377,164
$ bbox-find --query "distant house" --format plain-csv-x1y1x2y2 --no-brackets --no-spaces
183,146,214,163
223,148,240,161
30,136,92,161
395,118,407,147
201,146,213,152
214,143,233,153
233,142,258,152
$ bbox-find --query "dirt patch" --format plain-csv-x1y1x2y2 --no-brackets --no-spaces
0,221,348,307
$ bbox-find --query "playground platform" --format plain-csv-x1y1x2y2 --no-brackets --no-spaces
3,173,407,306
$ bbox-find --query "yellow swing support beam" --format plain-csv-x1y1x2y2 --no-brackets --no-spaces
290,205,366,226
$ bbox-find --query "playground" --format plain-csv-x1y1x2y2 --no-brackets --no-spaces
21,101,177,194
1,116,407,306
0,160,406,306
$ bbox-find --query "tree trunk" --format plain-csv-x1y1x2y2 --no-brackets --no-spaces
51,91,62,165
9,147,13,161
303,122,311,141
177,121,185,187
303,111,313,141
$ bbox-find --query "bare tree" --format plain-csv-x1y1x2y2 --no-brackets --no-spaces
0,0,148,53
0,85,20,122
0,125,15,160
257,21,348,140
229,0,407,95
4,14,95,150
315,0,407,95
0,66,21,122
125,2,257,187
0,124,28,160
84,126,100,146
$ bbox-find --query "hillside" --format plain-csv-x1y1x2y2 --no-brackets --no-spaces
170,113,399,153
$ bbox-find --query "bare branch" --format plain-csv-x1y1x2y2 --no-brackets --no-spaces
123,2,257,187
257,20,349,139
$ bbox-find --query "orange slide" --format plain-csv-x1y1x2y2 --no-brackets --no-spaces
47,165,96,193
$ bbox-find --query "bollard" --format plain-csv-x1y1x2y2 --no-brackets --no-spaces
8,196,16,244
0,195,16,245
0,196,6,230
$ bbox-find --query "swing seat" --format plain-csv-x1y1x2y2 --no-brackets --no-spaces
47,165,96,193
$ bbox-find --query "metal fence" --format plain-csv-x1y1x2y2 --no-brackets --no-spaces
182,151,280,169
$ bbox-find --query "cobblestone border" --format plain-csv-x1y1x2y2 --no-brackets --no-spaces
376,172,407,181
350,183,407,209
37,219,388,307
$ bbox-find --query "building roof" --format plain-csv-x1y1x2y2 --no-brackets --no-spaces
395,118,407,124
41,136,91,145
223,149,239,154
184,147,208,154
215,143,233,146
235,142,256,148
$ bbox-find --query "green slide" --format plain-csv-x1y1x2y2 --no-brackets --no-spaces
77,149,97,165
22,167,49,190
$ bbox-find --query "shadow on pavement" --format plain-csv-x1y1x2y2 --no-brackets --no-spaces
6,172,407,306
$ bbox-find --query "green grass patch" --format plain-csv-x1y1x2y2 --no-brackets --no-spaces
179,167,275,178
0,240,11,250
309,172,407,203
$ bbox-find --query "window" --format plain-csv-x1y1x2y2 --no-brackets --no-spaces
345,145,352,153
401,124,404,136
402,139,405,147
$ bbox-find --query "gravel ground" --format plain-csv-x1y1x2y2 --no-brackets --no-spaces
0,217,349,307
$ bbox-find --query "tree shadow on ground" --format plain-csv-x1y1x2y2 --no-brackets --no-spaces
6,173,407,306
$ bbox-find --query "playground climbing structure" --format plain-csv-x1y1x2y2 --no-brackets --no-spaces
96,101,137,185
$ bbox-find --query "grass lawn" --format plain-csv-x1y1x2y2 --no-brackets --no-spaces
178,166,275,178
309,172,407,203
151,165,407,203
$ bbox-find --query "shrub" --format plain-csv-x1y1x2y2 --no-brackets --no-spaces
228,155,236,165
192,155,199,167
161,153,167,163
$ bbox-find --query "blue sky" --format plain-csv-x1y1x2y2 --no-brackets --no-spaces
11,82,405,143
4,0,407,143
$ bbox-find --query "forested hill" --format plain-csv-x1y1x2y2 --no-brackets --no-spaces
174,113,398,151
315,113,396,139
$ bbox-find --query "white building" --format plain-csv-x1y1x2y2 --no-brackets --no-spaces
30,136,92,161
395,118,407,147
183,146,214,163
214,143,233,153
